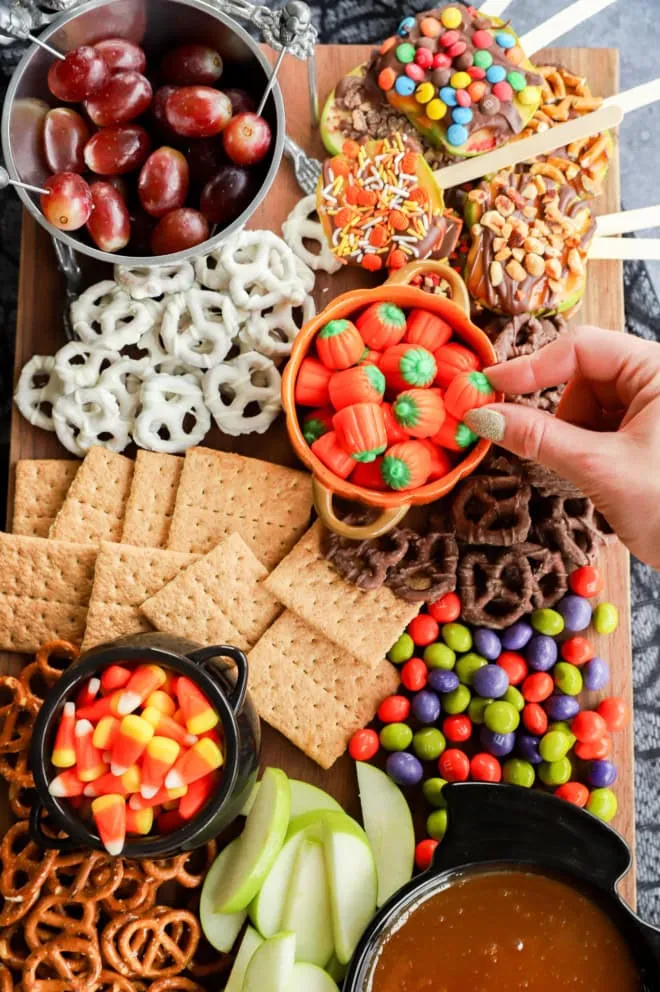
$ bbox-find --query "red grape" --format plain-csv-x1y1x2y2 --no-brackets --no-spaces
127,207,156,254
161,44,223,86
165,86,232,138
151,208,209,254
186,138,226,186
138,146,189,217
222,112,271,166
200,164,254,225
84,124,151,175
48,46,110,102
94,37,147,73
43,107,90,174
85,71,152,126
99,175,129,200
151,85,180,141
224,88,256,116
87,180,131,251
41,172,92,230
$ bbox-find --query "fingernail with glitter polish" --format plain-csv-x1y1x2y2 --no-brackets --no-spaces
463,408,506,442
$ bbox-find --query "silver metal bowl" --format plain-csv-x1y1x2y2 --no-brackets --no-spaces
1,0,285,265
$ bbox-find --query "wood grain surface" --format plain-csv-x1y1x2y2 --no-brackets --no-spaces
3,44,635,905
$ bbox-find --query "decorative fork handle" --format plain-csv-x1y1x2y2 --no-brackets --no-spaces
52,237,82,294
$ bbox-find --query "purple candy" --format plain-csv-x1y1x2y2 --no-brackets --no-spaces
473,628,502,661
472,664,509,700
583,656,610,691
411,690,441,725
429,669,460,694
385,751,423,786
517,733,543,765
480,726,515,757
544,694,581,721
588,759,617,789
502,621,533,651
525,634,558,672
556,594,593,632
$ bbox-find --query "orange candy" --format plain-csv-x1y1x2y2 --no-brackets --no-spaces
362,254,384,272
165,738,224,790
329,364,386,410
597,697,630,732
110,715,154,777
176,677,219,736
405,309,452,352
128,784,188,811
125,806,154,836
295,357,332,407
179,774,215,821
92,715,120,751
49,768,85,798
468,81,487,102
76,677,101,709
74,719,106,782
381,440,432,491
140,736,181,800
378,67,397,91
311,431,355,479
100,664,132,693
389,210,409,232
91,794,126,856
357,188,378,207
52,701,76,769
418,439,452,481
142,706,197,747
379,36,397,55
83,765,141,798
117,665,167,716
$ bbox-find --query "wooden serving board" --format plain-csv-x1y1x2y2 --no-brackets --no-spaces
3,44,635,906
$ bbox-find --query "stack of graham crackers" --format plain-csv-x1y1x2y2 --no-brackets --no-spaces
2,446,419,768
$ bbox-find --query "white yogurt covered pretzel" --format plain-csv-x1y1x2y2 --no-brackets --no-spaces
194,250,230,293
70,280,123,341
99,356,149,422
115,262,196,299
203,351,281,436
54,342,120,391
14,355,63,432
77,290,158,350
218,230,310,310
283,194,343,274
133,373,210,453
53,385,130,456
238,294,316,361
160,289,239,369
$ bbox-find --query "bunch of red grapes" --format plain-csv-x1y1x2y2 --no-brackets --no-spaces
40,38,273,255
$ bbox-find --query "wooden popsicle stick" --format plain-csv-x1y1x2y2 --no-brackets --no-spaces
433,102,623,190
589,238,660,261
603,77,660,115
597,206,660,238
478,0,513,18
519,0,618,55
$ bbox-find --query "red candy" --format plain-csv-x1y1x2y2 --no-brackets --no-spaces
497,651,527,686
401,658,429,692
438,748,470,782
378,695,411,724
492,81,513,102
555,782,590,808
522,672,553,703
468,66,487,79
447,41,467,58
443,715,472,743
522,703,548,736
428,592,462,624
472,29,493,48
349,728,380,762
405,63,426,82
569,565,604,598
470,753,502,783
408,614,440,647
561,636,593,666
597,697,630,732
440,30,460,47
575,736,612,760
456,90,472,107
433,53,452,69
415,838,439,871
415,48,433,68
571,710,608,744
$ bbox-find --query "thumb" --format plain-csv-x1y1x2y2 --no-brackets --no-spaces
463,403,619,496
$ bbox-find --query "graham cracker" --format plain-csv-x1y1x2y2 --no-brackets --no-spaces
49,447,134,545
166,447,312,570
81,543,199,652
121,451,183,548
0,533,98,653
247,610,400,769
12,460,79,538
264,521,420,668
141,533,281,652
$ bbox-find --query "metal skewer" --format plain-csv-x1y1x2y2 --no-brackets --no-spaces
27,32,65,59
257,1,313,116
0,166,49,196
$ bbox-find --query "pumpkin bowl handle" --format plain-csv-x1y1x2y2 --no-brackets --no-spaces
312,478,410,539
387,261,471,316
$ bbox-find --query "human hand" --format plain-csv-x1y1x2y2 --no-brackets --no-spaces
463,324,660,569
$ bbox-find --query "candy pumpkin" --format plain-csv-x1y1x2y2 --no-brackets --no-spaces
316,318,365,370
405,308,452,352
311,430,355,479
356,301,407,350
431,412,478,452
445,370,496,420
382,401,410,445
359,347,383,366
392,388,446,439
328,364,385,410
295,357,332,406
302,406,334,445
381,440,432,491
380,344,437,394
352,457,387,490
418,439,453,481
433,342,480,389
333,403,387,463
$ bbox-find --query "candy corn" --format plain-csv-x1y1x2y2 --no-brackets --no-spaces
92,715,119,751
125,806,154,836
51,701,76,768
145,690,176,717
165,738,223,790
76,677,100,709
117,665,167,716
74,719,106,782
157,809,186,834
100,664,132,693
179,773,215,821
176,677,219,736
83,765,141,798
49,768,85,798
76,691,122,723
111,715,154,777
140,736,180,799
128,784,187,811
91,794,126,856
142,706,197,747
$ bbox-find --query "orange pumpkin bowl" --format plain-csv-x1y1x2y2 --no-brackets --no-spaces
282,263,502,539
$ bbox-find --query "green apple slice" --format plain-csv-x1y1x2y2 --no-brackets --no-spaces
281,838,334,967
214,767,291,914
225,926,263,992
239,781,260,817
287,809,368,844
242,932,296,992
290,780,343,818
288,963,340,992
200,840,247,952
356,762,414,908
322,819,377,964
249,832,306,938
325,955,347,984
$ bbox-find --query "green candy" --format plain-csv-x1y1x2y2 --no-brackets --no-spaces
388,633,414,664
539,730,572,763
422,777,448,809
548,722,576,747
455,652,487,686
503,686,524,712
426,808,448,841
554,662,583,696
593,602,619,635
503,758,535,788
442,623,472,654
484,700,519,734
468,697,493,725
413,728,446,762
538,757,572,787
442,685,471,715
396,42,416,64
587,787,618,822
380,723,413,752
507,70,526,92
424,642,456,670
531,608,565,637
473,49,493,69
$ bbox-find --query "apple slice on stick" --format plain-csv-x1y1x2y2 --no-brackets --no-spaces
596,205,660,238
589,239,660,261
603,76,660,115
519,0,618,56
478,0,513,17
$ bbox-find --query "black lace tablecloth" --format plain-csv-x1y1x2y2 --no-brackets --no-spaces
1,0,660,920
